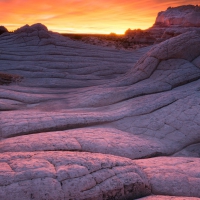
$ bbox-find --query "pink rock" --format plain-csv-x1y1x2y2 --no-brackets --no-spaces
125,5,200,45
155,5,200,27
0,20,200,199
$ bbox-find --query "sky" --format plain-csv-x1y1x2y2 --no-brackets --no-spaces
0,0,199,34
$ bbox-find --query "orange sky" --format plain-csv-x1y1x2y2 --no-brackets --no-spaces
0,0,199,34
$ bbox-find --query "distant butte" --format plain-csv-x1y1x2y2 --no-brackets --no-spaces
0,4,200,200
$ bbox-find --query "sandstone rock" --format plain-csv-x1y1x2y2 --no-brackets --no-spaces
0,26,8,35
67,5,200,49
155,5,200,27
135,157,200,197
137,195,200,200
0,72,22,85
125,5,200,45
14,23,48,34
0,22,200,199
0,152,151,200
68,5,200,50
173,143,200,158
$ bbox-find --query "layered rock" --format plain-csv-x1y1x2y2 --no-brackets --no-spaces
135,157,200,197
0,152,151,200
125,5,200,44
0,23,200,199
0,72,22,85
138,196,200,200
155,5,200,27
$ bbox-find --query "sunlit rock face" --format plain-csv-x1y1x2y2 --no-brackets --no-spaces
0,23,200,199
155,5,200,27
125,5,200,45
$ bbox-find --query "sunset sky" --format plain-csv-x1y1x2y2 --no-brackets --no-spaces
0,0,199,34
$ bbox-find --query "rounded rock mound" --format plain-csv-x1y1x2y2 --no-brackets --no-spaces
0,26,8,35
14,23,48,33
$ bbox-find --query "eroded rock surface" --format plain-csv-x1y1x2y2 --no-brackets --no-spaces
173,143,200,158
0,23,200,199
155,5,200,27
135,157,200,197
0,152,151,200
138,196,200,200
0,72,22,85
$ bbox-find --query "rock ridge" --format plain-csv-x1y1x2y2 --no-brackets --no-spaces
125,5,200,45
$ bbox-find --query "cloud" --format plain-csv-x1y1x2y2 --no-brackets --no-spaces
0,0,12,2
0,0,199,33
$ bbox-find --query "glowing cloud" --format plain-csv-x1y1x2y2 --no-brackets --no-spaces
0,0,199,34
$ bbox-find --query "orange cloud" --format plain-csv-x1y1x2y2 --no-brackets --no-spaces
0,0,199,34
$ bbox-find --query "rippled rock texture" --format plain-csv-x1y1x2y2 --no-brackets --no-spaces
0,23,200,199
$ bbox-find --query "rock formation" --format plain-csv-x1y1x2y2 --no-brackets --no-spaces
65,32,149,50
0,20,200,199
155,5,200,27
67,5,200,50
125,5,200,44
0,26,8,35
